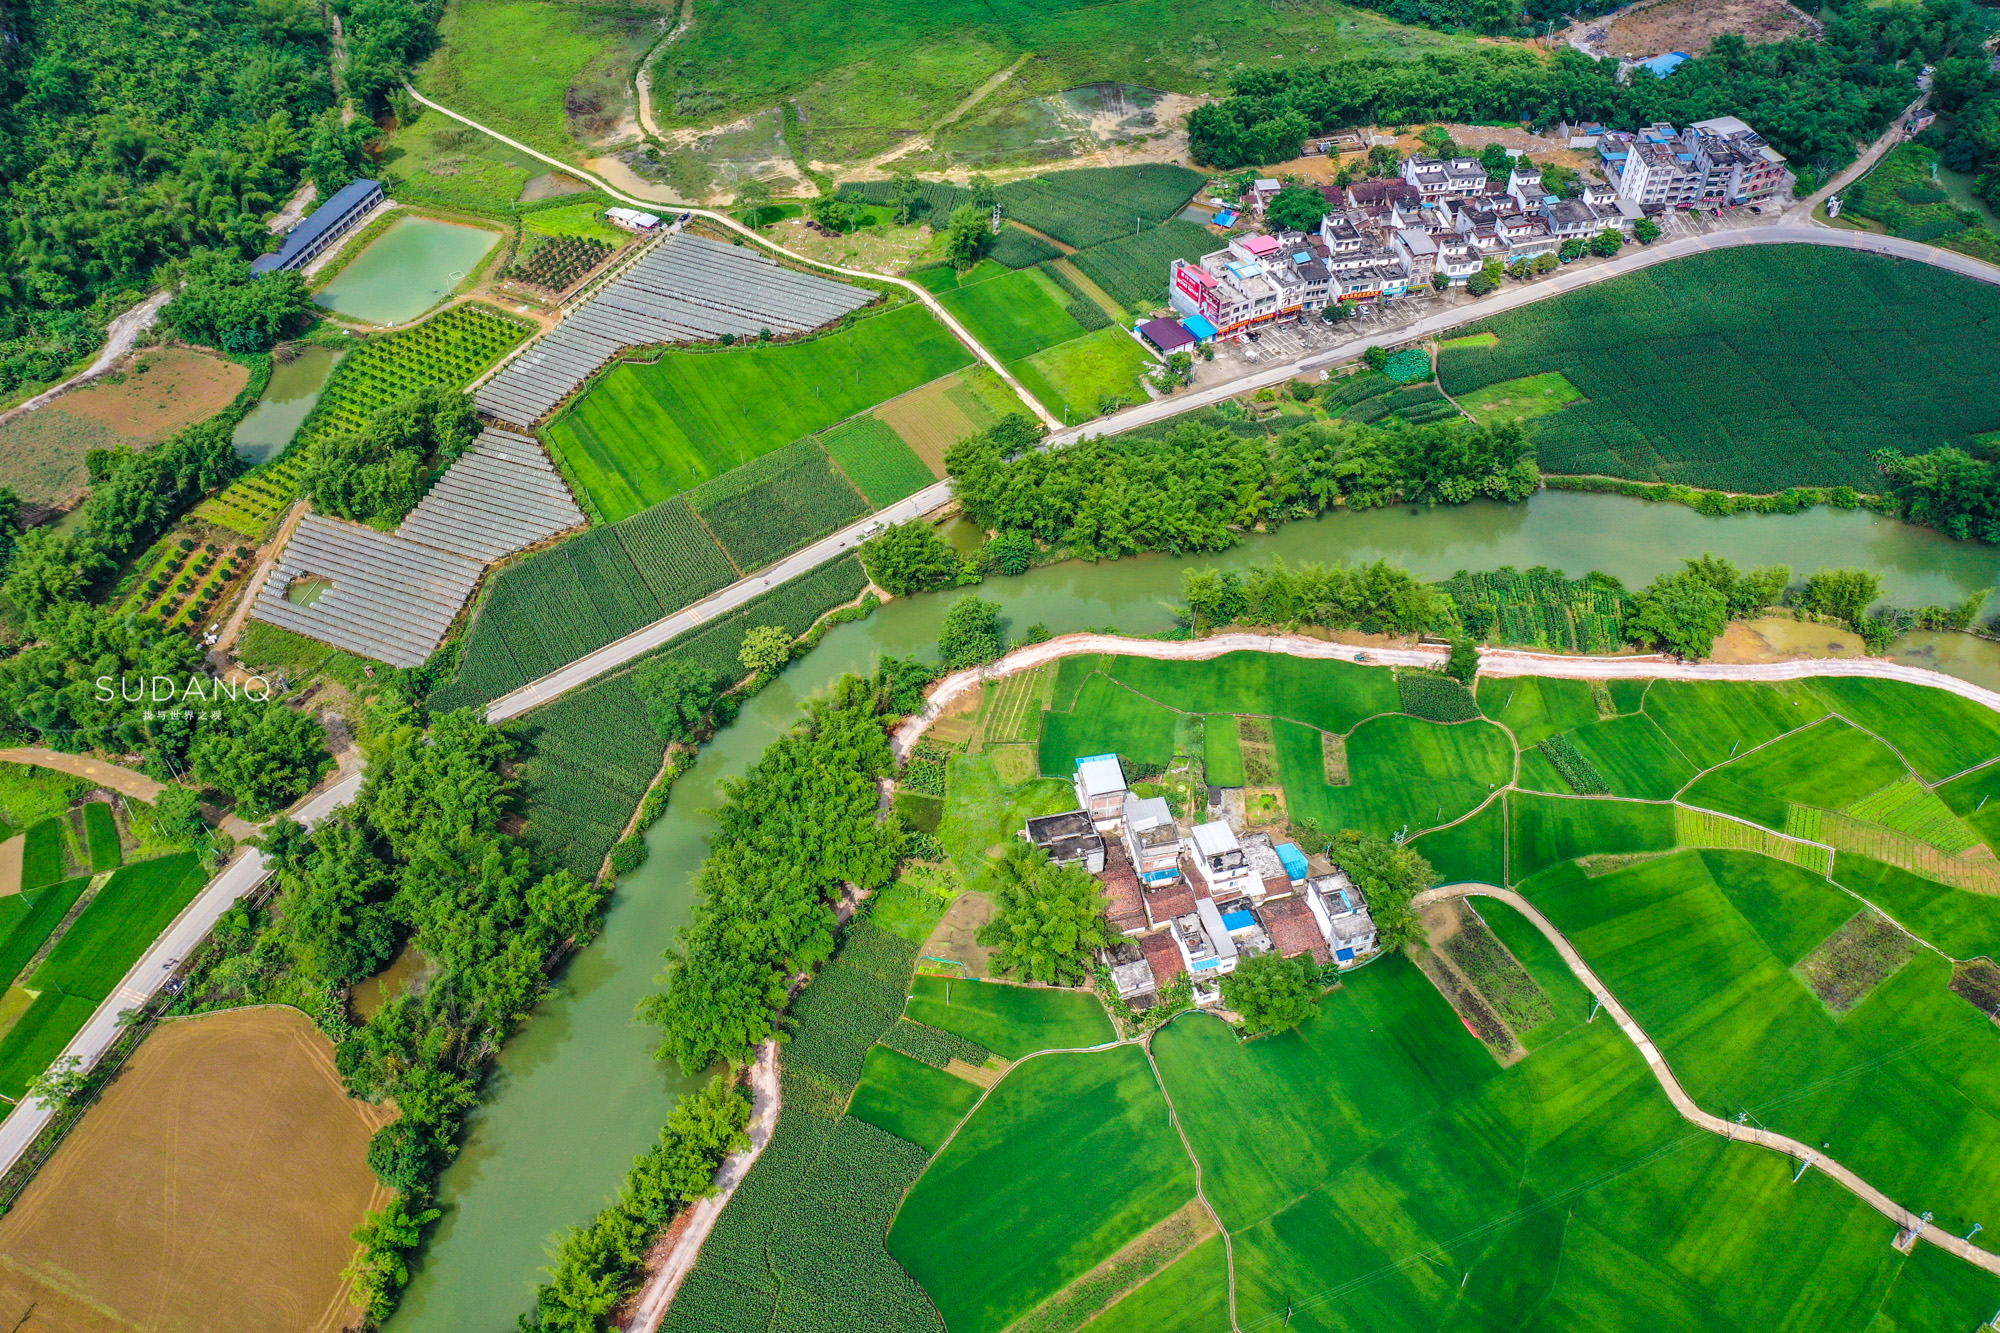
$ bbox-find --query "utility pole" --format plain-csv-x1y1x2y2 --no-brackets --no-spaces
1793,1155,1813,1183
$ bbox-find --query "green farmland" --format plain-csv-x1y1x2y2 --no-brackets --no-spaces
542,303,972,522
1438,245,2000,492
659,649,2000,1333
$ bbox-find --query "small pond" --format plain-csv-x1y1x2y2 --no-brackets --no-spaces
314,216,500,326
231,346,341,464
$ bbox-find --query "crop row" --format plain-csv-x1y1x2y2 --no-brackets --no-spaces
1068,220,1217,311
516,674,670,880
841,164,1206,250
507,235,613,292
196,454,308,538
1435,568,1630,655
879,1018,987,1070
899,743,950,797
1396,670,1478,722
299,304,530,445
687,439,871,572
1538,734,1608,794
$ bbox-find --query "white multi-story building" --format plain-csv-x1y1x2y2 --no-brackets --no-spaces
1402,156,1489,202
1603,118,1789,208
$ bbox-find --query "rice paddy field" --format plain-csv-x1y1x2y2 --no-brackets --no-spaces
936,267,1088,364
542,303,972,522
650,647,2000,1333
1436,245,2000,492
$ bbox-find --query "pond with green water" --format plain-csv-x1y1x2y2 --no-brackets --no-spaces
313,216,500,326
231,346,340,464
387,489,2000,1330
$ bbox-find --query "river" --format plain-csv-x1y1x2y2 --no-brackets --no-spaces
387,490,1999,1330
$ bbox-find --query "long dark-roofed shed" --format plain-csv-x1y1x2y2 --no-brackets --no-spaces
1137,318,1195,354
251,179,384,274
474,232,874,428
250,515,484,667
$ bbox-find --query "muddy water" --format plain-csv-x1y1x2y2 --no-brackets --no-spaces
231,346,340,464
387,490,1997,1330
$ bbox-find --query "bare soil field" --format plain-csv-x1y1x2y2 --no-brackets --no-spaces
1711,616,1868,664
0,1006,395,1333
55,349,249,442
923,890,995,977
1597,0,1813,58
873,371,1003,474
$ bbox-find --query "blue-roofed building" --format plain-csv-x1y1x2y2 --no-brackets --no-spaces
1636,50,1689,78
252,179,386,275
1276,842,1310,884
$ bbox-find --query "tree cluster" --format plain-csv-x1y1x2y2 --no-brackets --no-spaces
859,518,961,597
1179,557,1443,636
180,698,602,1321
976,844,1114,987
1220,951,1320,1036
640,672,905,1074
945,414,1538,565
1320,829,1430,953
300,385,477,525
1627,554,1790,659
161,249,313,352
1873,445,2000,544
1185,12,1962,176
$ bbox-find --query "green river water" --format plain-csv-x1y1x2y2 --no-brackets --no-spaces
231,346,341,464
387,490,2000,1330
313,216,500,326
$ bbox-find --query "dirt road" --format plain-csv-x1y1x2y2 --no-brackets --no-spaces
0,290,174,431
1415,883,2000,1277
399,84,1062,432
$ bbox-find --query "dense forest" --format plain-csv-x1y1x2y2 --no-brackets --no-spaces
0,0,440,393
1189,0,1995,184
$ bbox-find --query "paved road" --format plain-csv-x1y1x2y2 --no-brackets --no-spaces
1047,223,2000,447
399,85,1062,432
1785,93,1928,222
1415,883,2000,1277
0,768,366,1176
483,479,950,722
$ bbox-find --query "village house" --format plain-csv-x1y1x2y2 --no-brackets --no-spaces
1073,754,1128,830
1024,809,1105,873
1602,118,1788,208
1402,156,1489,202
1305,869,1379,967
1189,821,1259,900
1122,793,1184,884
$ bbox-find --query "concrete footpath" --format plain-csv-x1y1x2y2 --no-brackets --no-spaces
1416,883,2000,1278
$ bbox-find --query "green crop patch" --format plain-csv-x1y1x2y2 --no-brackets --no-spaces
904,975,1113,1059
1808,676,2000,781
299,303,529,447
819,415,937,508
1562,713,1696,801
1074,1234,1230,1333
889,1046,1192,1332
1104,653,1398,735
1437,245,2000,492
1410,797,1505,887
1683,718,1908,831
544,303,973,522
0,877,89,988
686,437,871,571
1845,776,1982,853
1643,679,1826,769
847,1044,983,1152
30,852,206,1002
1202,714,1245,787
1433,567,1629,656
1509,793,1675,882
1477,675,1599,749
1529,848,2000,1246
0,991,100,1099
18,818,65,892
1038,675,1179,777
1941,760,2000,856
82,802,120,872
1011,325,1154,425
1451,371,1582,426
938,267,1087,363
1834,854,2000,961
1279,714,1512,840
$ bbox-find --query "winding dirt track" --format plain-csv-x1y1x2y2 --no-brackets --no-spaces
1415,883,2000,1277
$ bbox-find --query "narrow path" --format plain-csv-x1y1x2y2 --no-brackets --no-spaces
630,1039,781,1333
1784,93,1928,222
1413,882,2000,1277
397,84,1061,432
0,291,174,431
0,749,258,840
1141,1032,1242,1333
862,54,1033,173
632,0,693,142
